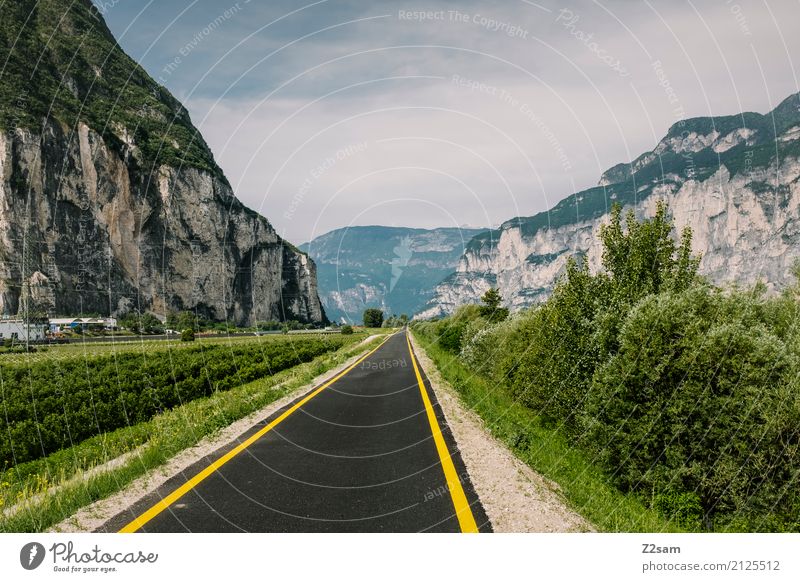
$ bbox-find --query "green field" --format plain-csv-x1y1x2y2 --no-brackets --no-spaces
0,334,362,469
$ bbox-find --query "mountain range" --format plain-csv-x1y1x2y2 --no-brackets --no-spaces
4,0,798,326
301,226,486,323
418,91,800,318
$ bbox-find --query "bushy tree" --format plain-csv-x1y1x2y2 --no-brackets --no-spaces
592,200,700,354
120,311,164,334
363,308,384,328
434,304,482,353
340,324,353,335
478,287,509,322
180,328,195,342
505,201,701,430
166,310,209,332
600,201,699,301
139,312,165,334
586,286,800,530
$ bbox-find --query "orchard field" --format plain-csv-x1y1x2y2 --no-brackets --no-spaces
0,334,356,469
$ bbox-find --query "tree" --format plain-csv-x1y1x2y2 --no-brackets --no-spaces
363,308,384,328
181,328,195,342
167,310,209,332
599,200,700,304
340,325,353,335
139,312,164,335
119,312,140,334
121,312,164,334
503,201,702,432
479,287,509,322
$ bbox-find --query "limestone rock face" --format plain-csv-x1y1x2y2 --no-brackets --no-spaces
0,122,325,324
418,93,800,319
0,0,325,324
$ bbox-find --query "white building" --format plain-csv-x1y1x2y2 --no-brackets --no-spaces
0,319,47,342
49,317,117,332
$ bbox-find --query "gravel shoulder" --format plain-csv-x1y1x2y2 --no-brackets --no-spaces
409,333,593,533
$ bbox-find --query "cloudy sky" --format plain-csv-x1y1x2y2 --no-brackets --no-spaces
95,0,800,245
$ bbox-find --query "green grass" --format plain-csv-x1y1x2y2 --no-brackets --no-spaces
412,330,681,533
0,334,386,532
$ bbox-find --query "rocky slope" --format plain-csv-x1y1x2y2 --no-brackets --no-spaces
0,0,325,324
301,226,486,323
419,92,800,318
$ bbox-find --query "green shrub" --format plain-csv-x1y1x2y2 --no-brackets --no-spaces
586,286,800,530
478,287,509,322
653,491,704,530
181,328,195,342
418,206,800,531
340,325,353,335
433,305,481,353
460,315,522,379
437,321,465,352
498,201,701,431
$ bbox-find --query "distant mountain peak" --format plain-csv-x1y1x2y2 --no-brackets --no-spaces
301,225,487,322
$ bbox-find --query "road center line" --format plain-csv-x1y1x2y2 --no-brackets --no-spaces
118,334,393,533
405,333,479,533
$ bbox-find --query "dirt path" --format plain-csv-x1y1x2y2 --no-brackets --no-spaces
409,333,592,533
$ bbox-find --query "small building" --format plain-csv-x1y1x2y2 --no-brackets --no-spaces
0,318,47,342
49,317,118,333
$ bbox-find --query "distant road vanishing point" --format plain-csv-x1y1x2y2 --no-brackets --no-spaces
101,331,491,533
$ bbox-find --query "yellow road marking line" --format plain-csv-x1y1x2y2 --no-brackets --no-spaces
405,333,479,533
119,334,393,533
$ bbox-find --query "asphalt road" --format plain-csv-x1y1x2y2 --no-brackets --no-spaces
101,331,491,533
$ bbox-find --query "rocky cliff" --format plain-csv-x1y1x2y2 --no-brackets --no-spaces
301,226,486,323
418,92,800,318
0,0,325,324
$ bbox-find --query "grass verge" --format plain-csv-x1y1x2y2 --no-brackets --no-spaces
0,334,386,532
412,330,682,533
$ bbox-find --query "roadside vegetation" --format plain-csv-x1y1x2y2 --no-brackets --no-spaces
0,332,385,532
363,308,384,328
413,202,800,532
